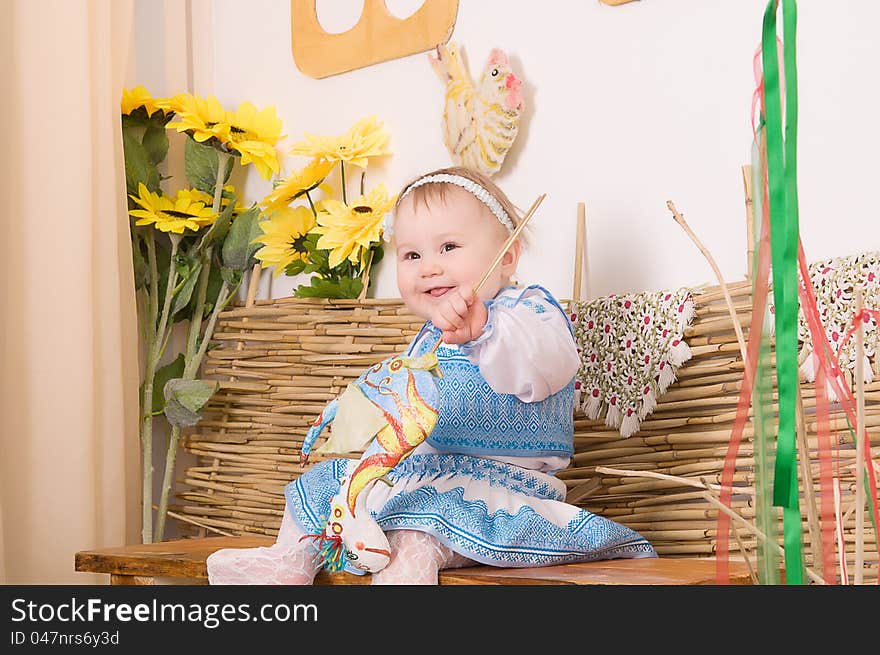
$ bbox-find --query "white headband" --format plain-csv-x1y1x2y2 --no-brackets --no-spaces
383,173,514,242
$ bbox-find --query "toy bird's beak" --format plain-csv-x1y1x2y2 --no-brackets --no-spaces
505,74,523,110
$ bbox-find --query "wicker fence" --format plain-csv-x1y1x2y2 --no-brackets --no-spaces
177,280,879,584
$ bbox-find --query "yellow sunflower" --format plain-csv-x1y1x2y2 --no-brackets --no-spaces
260,159,334,215
289,115,391,169
312,184,395,268
129,183,217,234
253,206,317,277
165,94,232,144
154,92,192,117
224,101,285,180
121,85,164,117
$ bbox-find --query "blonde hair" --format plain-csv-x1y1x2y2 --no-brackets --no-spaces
393,166,529,247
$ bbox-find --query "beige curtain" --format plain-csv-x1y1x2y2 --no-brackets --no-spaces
0,0,140,584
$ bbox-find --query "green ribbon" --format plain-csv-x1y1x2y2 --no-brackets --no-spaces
761,0,805,584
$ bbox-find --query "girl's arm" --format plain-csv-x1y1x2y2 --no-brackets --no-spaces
460,286,579,402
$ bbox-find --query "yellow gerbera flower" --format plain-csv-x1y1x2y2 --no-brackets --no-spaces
129,183,217,234
165,94,232,144
253,206,317,277
312,184,395,268
121,85,163,117
225,101,285,180
289,115,391,169
260,159,334,215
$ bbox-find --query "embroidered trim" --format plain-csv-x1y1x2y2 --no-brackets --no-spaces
286,459,656,568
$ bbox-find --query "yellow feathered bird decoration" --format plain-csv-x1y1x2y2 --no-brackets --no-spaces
429,43,524,177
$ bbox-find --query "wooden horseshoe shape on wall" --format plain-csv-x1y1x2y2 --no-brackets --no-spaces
291,0,459,79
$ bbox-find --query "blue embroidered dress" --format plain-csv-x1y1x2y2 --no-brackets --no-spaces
286,285,656,573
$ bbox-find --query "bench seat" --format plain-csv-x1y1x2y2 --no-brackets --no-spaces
75,537,752,585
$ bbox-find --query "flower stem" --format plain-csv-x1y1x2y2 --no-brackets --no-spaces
340,162,347,205
156,278,238,541
142,233,180,543
139,231,160,544
154,425,179,542
184,279,232,379
138,230,181,543
305,191,317,216
152,235,181,365
184,248,212,365
155,151,230,540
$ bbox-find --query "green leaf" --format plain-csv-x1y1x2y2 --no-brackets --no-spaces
122,128,160,194
185,138,234,195
180,259,223,322
174,252,193,279
154,235,171,307
171,260,203,316
284,259,307,276
221,206,263,271
142,125,169,166
294,276,363,299
301,262,321,275
122,109,149,128
149,354,185,414
220,266,242,287
163,378,219,428
370,243,385,267
198,193,238,250
131,233,149,291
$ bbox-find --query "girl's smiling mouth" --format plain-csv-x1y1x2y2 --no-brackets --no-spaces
426,286,454,298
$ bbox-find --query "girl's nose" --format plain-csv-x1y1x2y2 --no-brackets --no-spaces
420,257,442,277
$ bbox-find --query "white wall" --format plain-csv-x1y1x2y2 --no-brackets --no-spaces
194,0,878,302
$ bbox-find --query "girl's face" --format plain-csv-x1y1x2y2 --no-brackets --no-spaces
393,186,520,321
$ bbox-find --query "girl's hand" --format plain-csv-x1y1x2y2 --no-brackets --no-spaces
431,287,488,345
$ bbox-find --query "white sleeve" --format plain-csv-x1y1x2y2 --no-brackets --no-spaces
459,287,580,403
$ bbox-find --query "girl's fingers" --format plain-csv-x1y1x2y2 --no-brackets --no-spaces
438,298,465,328
447,291,469,320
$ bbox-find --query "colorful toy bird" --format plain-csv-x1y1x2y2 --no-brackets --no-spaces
429,42,525,177
299,351,442,573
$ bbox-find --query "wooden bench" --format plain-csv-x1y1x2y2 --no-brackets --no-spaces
75,537,752,585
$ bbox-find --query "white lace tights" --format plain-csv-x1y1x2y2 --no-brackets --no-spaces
206,512,475,585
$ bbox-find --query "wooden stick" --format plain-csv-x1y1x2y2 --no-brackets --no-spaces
796,384,824,579
475,193,546,295
594,465,732,494
833,476,848,584
698,490,826,585
357,250,374,302
726,517,758,583
854,287,866,584
152,505,235,537
667,200,748,365
431,193,546,354
572,202,586,302
596,466,823,583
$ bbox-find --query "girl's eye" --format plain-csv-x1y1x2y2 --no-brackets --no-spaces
441,243,457,253
403,251,420,261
